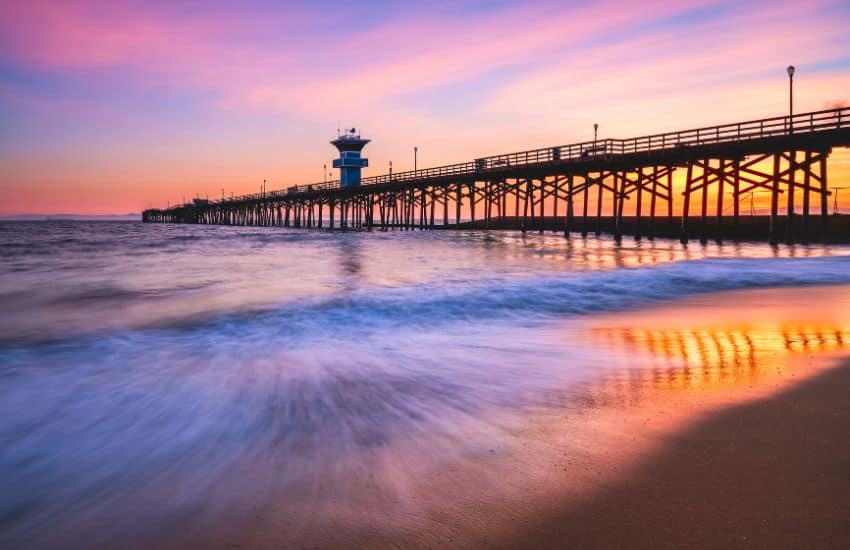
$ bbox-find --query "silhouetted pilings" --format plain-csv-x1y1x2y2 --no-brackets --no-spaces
143,107,850,244
449,215,848,243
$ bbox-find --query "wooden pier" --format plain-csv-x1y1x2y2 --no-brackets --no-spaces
143,107,850,244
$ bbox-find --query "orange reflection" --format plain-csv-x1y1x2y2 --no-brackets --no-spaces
581,285,850,406
597,322,848,366
584,322,850,407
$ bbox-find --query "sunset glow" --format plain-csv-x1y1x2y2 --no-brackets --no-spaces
2,0,849,215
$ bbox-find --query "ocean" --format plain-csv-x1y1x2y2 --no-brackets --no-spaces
2,221,850,547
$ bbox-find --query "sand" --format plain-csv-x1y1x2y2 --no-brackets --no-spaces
501,357,850,549
159,287,850,549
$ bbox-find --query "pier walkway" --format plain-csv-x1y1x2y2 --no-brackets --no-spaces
143,107,850,243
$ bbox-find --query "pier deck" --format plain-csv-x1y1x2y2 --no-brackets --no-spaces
143,107,850,243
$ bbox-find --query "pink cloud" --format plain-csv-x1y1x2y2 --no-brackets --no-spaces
2,0,849,215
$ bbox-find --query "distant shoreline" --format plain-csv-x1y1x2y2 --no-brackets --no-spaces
0,215,139,221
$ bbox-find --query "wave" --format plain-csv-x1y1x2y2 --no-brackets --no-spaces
162,255,850,338
2,253,850,545
3,254,850,352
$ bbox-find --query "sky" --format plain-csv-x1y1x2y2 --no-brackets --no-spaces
1,0,849,215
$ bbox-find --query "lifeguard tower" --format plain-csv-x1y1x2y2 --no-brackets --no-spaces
331,128,370,188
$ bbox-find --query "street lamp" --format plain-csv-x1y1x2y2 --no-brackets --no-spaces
593,123,599,151
787,65,795,133
414,146,418,173
389,160,393,177
323,163,327,184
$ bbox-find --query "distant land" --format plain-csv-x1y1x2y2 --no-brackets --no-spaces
0,214,140,221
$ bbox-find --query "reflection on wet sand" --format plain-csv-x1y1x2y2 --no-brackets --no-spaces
593,324,848,387
498,291,850,550
581,286,850,409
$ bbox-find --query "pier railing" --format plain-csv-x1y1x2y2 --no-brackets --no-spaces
172,107,849,210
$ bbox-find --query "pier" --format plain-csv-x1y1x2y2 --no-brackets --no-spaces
143,107,850,244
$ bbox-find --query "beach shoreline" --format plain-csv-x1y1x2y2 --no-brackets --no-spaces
4,225,850,550
173,286,850,549
500,355,850,549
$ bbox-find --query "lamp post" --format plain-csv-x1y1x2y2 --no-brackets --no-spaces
414,146,418,173
593,123,599,152
787,65,795,134
323,163,327,184
389,160,393,178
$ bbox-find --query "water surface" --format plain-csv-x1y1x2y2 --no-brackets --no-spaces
2,221,849,547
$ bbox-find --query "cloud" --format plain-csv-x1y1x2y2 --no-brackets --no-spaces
2,0,849,214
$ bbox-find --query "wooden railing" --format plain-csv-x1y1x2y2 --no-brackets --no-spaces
169,107,849,210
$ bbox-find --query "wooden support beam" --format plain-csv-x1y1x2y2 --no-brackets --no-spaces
681,161,694,243
553,176,559,233
596,173,603,236
582,175,589,237
485,180,491,230
716,158,724,243
786,150,796,243
443,186,449,225
700,159,709,244
539,178,545,234
470,182,476,226
649,166,658,239
513,179,520,224
566,174,574,237
614,173,623,241
732,159,740,228
770,153,781,244
456,181,462,226
522,178,530,233
634,168,643,241
820,154,829,225
802,150,812,238
499,179,508,220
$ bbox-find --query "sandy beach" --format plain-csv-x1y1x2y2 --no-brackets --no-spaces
502,356,850,549
174,285,850,549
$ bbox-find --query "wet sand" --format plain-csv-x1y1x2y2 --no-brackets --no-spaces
170,286,850,549
502,357,850,549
